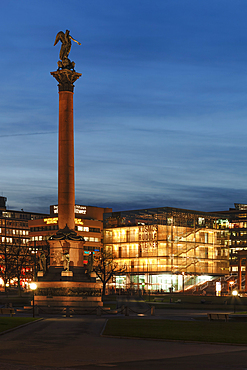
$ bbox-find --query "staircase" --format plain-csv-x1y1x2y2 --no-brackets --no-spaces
180,274,238,295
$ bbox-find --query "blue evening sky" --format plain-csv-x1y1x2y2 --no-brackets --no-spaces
1,0,247,213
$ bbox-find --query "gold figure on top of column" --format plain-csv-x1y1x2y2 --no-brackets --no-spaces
54,30,81,70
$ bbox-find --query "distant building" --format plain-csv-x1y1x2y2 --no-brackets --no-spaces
216,203,247,292
0,196,47,287
29,204,112,270
103,207,229,292
4,193,247,293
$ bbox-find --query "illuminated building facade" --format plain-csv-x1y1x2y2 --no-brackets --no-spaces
217,204,247,292
220,204,247,266
0,196,47,287
29,204,112,270
103,207,229,292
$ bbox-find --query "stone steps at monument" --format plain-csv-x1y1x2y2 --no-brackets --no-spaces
38,267,93,282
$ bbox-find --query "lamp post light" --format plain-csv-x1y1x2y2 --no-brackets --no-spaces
30,282,37,317
232,290,238,314
229,281,234,295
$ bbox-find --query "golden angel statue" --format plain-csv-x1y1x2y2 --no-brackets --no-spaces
54,30,81,70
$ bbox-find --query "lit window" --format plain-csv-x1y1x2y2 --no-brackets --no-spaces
78,226,89,232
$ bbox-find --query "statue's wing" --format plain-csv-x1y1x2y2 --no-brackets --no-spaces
54,31,65,46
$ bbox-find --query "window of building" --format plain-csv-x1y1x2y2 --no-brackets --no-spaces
89,227,100,233
77,226,89,232
84,237,99,242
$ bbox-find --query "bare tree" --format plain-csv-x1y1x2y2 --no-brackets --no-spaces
0,238,34,295
93,248,126,296
0,242,16,292
12,239,34,295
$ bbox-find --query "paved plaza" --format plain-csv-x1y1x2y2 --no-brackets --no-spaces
0,313,247,370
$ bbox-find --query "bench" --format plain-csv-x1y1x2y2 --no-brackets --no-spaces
207,313,228,321
0,308,15,317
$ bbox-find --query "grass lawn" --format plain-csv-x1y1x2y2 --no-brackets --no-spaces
0,317,38,333
103,318,247,344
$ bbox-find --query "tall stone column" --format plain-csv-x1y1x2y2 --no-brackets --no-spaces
35,32,102,310
51,70,81,231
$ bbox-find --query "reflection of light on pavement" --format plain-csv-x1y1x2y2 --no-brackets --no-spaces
138,314,145,316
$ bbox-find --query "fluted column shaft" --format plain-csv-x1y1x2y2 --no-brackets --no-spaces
58,90,75,230
51,69,81,231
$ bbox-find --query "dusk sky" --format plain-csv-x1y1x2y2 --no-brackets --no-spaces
1,1,247,214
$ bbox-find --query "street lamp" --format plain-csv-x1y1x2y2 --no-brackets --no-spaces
229,281,234,294
30,282,37,317
232,290,238,313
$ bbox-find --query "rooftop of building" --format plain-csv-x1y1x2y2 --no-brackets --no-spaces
0,196,48,220
103,206,230,228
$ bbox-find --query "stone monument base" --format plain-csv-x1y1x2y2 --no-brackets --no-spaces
35,234,102,311
61,271,73,277
35,280,103,308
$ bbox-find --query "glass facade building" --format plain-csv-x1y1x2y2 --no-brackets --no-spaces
103,207,229,292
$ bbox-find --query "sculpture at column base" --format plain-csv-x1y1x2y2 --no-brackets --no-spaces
49,224,83,241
